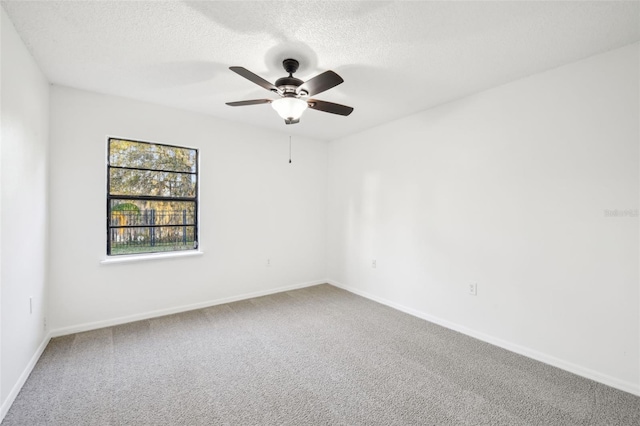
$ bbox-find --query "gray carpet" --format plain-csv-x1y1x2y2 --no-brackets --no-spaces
3,284,639,425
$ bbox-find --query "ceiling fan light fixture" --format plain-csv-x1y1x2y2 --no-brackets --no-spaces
271,97,308,121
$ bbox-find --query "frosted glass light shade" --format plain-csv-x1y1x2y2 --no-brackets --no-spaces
271,97,308,120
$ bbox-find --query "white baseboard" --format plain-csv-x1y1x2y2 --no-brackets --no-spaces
327,279,640,397
1,332,52,423
50,279,326,338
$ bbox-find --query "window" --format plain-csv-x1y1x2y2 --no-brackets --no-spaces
107,138,198,256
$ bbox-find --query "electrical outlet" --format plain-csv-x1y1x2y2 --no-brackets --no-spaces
372,259,377,268
266,259,271,267
469,283,477,296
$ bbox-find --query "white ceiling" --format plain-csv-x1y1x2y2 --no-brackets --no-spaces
3,0,639,141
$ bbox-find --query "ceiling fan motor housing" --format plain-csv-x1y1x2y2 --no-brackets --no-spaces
275,76,304,94
276,59,305,95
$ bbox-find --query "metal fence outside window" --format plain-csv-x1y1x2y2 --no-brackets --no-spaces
109,209,196,255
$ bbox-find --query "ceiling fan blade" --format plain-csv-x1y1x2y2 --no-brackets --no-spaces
225,99,272,107
229,66,280,93
307,99,354,116
297,71,343,96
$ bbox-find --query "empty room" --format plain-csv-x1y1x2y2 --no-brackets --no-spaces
1,0,639,424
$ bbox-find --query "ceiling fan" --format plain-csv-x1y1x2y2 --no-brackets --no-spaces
225,59,354,125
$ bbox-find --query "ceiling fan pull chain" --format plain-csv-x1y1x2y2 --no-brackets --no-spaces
289,135,292,164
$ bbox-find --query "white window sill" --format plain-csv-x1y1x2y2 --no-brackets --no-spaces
100,250,204,265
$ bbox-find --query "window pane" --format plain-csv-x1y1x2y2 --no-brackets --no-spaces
107,137,198,256
109,139,196,173
109,226,196,255
109,200,196,226
109,168,196,198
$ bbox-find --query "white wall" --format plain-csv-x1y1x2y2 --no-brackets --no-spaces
0,6,50,415
48,86,327,332
327,43,639,394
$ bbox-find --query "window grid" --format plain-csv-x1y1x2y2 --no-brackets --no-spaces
107,138,198,256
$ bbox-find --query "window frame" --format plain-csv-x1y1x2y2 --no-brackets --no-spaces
106,136,199,257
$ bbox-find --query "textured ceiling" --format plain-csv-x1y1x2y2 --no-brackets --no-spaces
3,0,639,141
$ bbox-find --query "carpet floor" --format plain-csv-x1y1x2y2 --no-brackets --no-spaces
3,284,639,425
